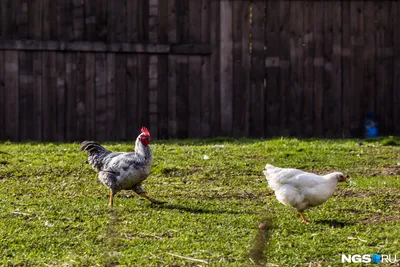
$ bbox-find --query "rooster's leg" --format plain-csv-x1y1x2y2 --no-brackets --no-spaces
298,211,310,224
108,191,114,206
138,193,166,205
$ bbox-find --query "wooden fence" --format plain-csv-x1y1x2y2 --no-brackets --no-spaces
0,0,399,141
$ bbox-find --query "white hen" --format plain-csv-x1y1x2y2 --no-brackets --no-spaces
263,164,347,224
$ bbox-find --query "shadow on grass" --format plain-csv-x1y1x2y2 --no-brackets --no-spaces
152,203,256,215
314,219,356,228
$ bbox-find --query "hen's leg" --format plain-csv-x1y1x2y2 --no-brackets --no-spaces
138,193,166,204
108,191,114,206
298,211,310,224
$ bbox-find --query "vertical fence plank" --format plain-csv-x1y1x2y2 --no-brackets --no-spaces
56,53,66,141
389,2,395,135
126,54,139,138
42,0,57,40
5,52,19,140
157,55,168,139
168,55,177,138
149,1,159,138
31,0,43,141
313,2,324,137
210,0,220,136
264,0,280,137
157,0,169,139
42,52,57,141
95,0,107,41
382,2,394,135
4,51,19,140
138,0,149,42
7,0,17,38
107,1,116,42
168,0,177,138
149,0,159,43
303,0,314,137
200,0,211,138
220,0,233,136
66,53,77,141
376,2,386,135
177,0,188,43
278,1,290,136
250,0,265,137
57,0,71,41
362,1,376,129
322,1,334,137
105,53,115,140
0,51,4,139
289,1,304,137
149,55,158,139
0,1,9,38
28,0,43,40
127,0,139,42
188,0,202,138
17,0,28,39
109,0,127,42
349,1,364,137
232,0,243,137
32,52,42,141
95,53,107,141
85,0,96,41
76,52,86,140
188,0,201,44
176,55,188,138
138,54,149,129
188,56,202,138
85,53,96,139
341,1,351,137
18,51,33,141
394,2,400,135
115,54,128,140
73,0,85,40
332,1,343,137
176,0,188,138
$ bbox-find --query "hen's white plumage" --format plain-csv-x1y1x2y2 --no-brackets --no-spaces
263,164,347,223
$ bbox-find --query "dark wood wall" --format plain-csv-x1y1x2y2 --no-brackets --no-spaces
0,0,399,141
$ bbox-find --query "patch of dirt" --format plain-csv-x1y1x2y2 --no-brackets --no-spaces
392,198,400,205
337,208,364,214
306,260,328,267
360,215,400,224
361,165,400,176
334,189,376,198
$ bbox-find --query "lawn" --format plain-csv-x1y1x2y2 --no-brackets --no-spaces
0,137,399,266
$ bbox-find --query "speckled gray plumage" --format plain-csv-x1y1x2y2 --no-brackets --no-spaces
81,134,153,195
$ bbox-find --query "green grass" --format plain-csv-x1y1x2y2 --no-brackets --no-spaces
0,137,399,266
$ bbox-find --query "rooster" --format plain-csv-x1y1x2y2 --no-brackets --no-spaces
81,127,165,206
263,164,347,224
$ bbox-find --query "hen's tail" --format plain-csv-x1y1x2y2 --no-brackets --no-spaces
81,141,110,171
262,164,280,180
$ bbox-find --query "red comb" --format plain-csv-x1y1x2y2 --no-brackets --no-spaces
141,126,150,136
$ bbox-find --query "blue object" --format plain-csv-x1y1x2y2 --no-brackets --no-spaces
372,254,381,263
364,112,379,138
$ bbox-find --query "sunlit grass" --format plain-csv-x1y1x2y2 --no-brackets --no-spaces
0,137,399,266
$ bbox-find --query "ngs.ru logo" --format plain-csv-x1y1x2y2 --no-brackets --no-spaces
342,254,399,264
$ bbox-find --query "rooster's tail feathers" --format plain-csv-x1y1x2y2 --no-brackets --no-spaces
80,141,107,154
